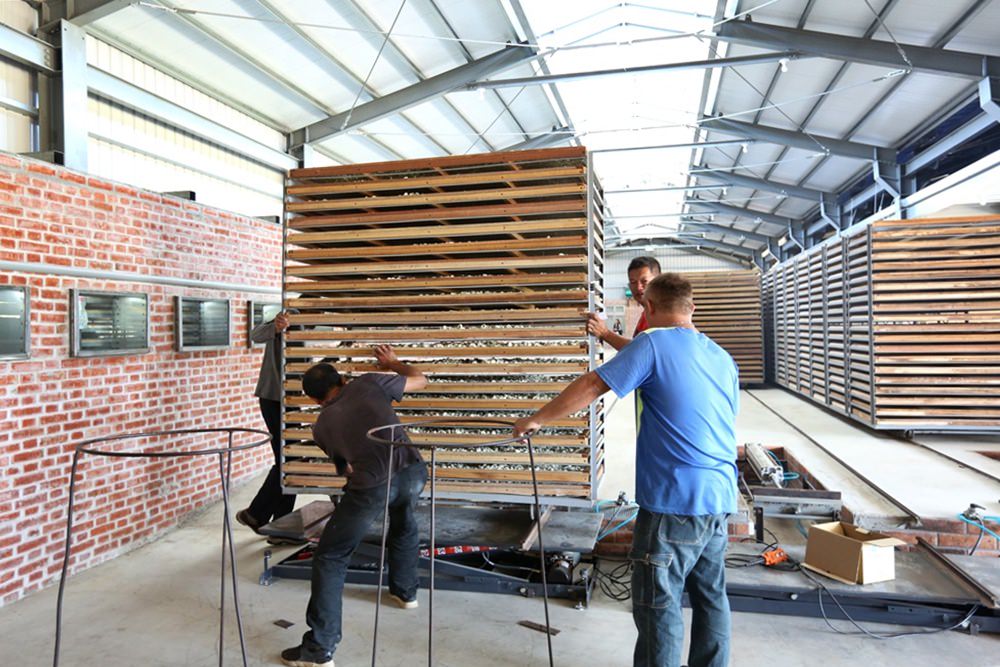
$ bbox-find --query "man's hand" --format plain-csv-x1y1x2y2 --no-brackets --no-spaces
586,312,609,340
373,344,398,369
513,416,541,438
274,311,290,334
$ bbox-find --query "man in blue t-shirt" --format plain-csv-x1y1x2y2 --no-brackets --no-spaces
514,272,739,667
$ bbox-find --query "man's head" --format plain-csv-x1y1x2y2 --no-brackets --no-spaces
302,363,344,404
642,272,695,320
627,256,661,303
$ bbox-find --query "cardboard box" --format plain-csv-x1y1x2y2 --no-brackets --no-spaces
802,521,906,585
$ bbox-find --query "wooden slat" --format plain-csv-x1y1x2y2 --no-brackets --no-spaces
287,183,586,212
284,361,588,374
288,272,588,292
285,255,587,276
289,146,587,179
284,345,585,359
287,235,589,260
286,290,588,309
287,165,585,196
288,308,585,325
289,218,587,245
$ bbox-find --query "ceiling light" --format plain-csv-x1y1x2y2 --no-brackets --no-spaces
780,58,790,73
741,142,749,153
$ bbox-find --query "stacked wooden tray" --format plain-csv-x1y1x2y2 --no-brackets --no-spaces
869,215,1000,429
766,214,1000,431
281,147,606,504
686,269,765,385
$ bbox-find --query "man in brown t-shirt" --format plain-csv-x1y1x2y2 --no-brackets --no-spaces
281,345,427,667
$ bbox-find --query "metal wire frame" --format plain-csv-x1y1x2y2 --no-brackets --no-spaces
53,428,272,667
366,417,554,667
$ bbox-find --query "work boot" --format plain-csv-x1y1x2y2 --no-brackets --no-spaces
280,645,334,667
236,509,263,535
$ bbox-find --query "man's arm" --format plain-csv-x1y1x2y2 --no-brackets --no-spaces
586,312,631,351
373,344,427,392
250,311,288,343
513,371,610,436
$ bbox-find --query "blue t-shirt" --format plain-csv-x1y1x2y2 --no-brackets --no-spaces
596,327,739,516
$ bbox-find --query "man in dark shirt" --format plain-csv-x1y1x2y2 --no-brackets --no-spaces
281,345,428,667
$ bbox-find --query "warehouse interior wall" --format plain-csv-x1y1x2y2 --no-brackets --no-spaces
0,151,282,606
604,247,743,332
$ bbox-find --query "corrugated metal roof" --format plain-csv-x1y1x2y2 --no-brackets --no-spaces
61,0,1000,261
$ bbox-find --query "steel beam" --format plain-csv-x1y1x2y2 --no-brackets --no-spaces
591,139,750,154
694,170,830,202
87,67,298,171
979,76,1000,124
0,22,57,73
68,0,132,25
37,21,88,171
289,43,535,149
700,116,894,162
465,51,806,90
503,127,571,151
715,19,999,79
611,236,756,262
681,222,774,244
687,200,797,228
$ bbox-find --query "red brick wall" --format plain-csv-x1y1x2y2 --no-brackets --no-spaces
0,153,282,606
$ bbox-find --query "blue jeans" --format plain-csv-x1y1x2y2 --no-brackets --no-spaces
300,461,427,656
630,510,731,667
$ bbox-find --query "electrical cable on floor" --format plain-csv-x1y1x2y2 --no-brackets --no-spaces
593,559,632,602
799,566,980,639
728,528,984,638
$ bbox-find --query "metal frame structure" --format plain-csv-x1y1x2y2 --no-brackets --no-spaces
366,418,554,667
53,427,272,667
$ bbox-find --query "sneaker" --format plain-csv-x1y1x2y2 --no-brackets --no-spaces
236,509,263,535
280,645,334,667
387,592,419,610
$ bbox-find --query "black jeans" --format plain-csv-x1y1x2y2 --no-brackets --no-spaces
301,460,427,656
246,398,295,524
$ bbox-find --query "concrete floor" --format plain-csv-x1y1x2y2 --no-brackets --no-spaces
3,385,1000,666
2,478,997,667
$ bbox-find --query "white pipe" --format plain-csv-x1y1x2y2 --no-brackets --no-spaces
0,260,281,294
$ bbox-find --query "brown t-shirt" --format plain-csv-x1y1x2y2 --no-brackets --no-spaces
311,373,423,490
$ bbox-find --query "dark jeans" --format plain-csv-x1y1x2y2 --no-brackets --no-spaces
630,509,731,667
301,460,428,656
246,398,295,524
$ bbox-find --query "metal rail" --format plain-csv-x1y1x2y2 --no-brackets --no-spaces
745,390,922,526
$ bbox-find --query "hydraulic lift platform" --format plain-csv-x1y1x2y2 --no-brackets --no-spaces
723,541,1000,634
258,501,604,607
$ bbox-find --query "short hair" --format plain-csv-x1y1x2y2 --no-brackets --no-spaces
644,273,694,313
627,256,661,275
302,363,343,401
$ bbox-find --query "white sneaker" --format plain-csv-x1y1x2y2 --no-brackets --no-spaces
387,592,419,609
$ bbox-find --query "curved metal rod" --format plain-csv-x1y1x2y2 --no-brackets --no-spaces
53,428,270,667
527,436,554,667
372,443,395,667
365,418,554,666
